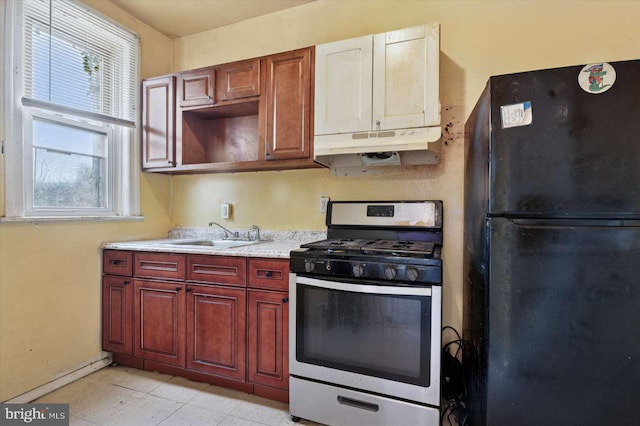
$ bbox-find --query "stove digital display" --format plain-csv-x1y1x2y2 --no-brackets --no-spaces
367,205,394,217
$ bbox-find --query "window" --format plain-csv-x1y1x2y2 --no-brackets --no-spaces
2,0,140,219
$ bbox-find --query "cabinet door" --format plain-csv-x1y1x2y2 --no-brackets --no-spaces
179,69,215,108
314,35,373,135
264,48,312,160
134,279,185,367
248,290,289,390
142,75,176,168
217,59,260,101
186,284,246,380
372,24,440,130
102,275,133,355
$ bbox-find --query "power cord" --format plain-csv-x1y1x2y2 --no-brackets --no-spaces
441,326,471,425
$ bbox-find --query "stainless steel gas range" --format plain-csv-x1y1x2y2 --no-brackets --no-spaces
289,200,443,426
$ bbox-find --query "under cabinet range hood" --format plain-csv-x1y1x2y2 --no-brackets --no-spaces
314,24,441,168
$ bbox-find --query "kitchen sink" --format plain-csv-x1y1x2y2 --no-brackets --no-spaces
161,239,259,249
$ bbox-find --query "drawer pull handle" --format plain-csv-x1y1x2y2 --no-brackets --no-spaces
110,259,124,265
337,396,379,412
257,268,281,279
282,297,289,303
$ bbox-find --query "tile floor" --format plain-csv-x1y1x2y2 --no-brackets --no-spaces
34,365,323,426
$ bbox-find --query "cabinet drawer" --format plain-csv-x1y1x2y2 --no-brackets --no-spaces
248,258,289,291
134,252,186,280
103,250,133,276
187,255,246,287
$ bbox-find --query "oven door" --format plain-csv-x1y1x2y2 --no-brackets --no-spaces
289,274,441,406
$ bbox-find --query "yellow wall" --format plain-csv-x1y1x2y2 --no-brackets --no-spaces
0,1,173,401
171,0,640,333
1,0,638,403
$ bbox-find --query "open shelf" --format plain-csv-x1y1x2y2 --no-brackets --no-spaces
181,101,260,165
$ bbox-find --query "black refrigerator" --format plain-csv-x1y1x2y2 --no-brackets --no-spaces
463,59,640,426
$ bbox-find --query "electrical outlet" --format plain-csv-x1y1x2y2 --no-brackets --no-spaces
221,203,231,219
319,196,330,214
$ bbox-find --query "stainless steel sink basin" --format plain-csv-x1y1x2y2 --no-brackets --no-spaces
161,239,258,249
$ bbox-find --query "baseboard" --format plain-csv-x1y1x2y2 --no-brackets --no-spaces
4,356,113,403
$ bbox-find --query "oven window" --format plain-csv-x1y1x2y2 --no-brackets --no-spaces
296,284,431,386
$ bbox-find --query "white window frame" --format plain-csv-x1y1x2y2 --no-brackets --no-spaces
25,109,113,216
1,0,140,220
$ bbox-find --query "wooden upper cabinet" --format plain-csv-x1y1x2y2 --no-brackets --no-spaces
141,48,320,174
142,75,176,168
217,59,261,102
179,68,216,108
264,47,312,161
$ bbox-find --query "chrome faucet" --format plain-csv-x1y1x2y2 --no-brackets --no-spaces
248,225,260,242
208,221,238,239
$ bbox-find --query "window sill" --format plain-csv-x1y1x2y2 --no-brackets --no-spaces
0,215,145,224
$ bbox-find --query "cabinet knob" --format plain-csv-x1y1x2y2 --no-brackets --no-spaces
123,280,130,285
186,287,192,292
175,287,182,292
265,271,272,278
282,297,289,303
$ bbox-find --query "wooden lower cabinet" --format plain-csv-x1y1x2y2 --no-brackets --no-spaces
102,275,133,355
134,279,186,367
102,250,289,403
186,284,246,380
248,289,289,391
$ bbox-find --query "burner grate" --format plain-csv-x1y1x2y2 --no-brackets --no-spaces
301,239,436,258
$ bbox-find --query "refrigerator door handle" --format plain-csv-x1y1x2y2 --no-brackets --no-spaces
507,218,640,228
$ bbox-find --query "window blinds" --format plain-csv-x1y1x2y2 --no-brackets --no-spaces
21,0,138,126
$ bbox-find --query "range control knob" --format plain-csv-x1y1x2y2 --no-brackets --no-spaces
384,266,397,280
304,260,315,273
352,263,365,278
406,267,419,282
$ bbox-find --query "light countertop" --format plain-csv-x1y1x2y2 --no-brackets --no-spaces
102,229,326,259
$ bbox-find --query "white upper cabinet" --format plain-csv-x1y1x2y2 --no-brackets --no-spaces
315,35,373,135
315,24,440,136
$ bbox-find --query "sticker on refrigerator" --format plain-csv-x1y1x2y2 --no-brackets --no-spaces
578,62,616,94
500,101,532,129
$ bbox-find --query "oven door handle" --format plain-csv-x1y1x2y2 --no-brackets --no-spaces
295,275,433,297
